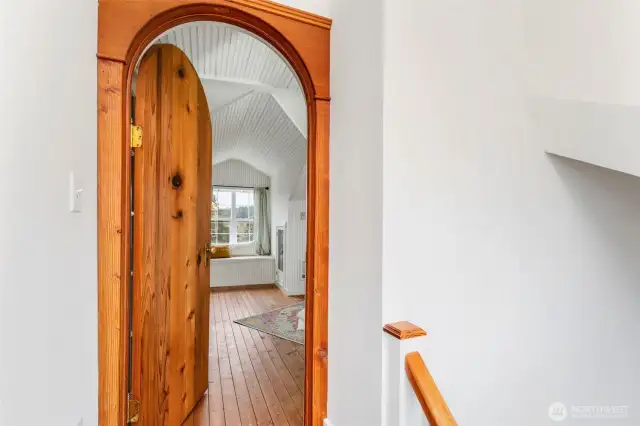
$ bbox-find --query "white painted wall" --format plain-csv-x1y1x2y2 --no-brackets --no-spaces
213,158,270,188
0,1,98,425
270,163,304,260
328,0,384,425
524,0,640,105
524,0,640,178
290,165,307,201
276,0,330,17
382,1,640,426
383,334,429,426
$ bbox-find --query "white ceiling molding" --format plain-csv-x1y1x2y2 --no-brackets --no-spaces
152,21,307,178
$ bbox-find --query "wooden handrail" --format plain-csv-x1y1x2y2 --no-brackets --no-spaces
405,352,458,426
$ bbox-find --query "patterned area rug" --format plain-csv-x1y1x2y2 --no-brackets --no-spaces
234,301,305,345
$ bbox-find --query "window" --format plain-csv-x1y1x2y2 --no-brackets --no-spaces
211,187,255,245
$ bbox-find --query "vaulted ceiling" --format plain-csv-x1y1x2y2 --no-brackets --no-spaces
151,22,307,177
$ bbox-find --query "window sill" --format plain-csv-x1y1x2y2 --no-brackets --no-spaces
210,255,274,264
212,242,255,248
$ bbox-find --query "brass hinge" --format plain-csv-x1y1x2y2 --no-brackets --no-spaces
127,395,140,423
130,124,143,148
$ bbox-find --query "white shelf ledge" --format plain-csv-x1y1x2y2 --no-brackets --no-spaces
529,96,640,178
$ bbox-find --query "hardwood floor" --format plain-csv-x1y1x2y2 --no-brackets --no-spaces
183,287,305,426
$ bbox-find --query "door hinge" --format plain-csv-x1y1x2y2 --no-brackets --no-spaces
127,394,140,423
130,124,143,148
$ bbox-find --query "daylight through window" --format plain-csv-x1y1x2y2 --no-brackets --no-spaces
211,188,255,245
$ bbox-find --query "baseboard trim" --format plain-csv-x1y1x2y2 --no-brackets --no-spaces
274,279,288,296
211,283,277,292
274,280,306,298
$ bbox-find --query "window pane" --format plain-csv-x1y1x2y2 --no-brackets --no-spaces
235,191,254,219
236,221,254,235
212,190,232,220
214,221,230,234
211,188,256,246
211,186,231,245
216,234,230,244
237,233,254,243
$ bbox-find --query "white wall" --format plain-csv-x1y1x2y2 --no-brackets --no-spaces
524,0,640,105
328,0,384,425
382,1,640,425
276,0,330,17
270,163,304,258
291,165,307,201
213,158,270,188
525,0,640,178
0,1,98,425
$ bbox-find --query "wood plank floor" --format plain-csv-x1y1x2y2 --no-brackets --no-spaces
183,287,305,426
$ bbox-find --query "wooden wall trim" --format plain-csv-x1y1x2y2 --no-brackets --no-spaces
97,58,128,426
98,0,331,99
97,2,330,426
305,97,329,426
227,0,331,29
383,322,428,340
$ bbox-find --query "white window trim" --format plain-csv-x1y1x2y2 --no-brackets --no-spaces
212,186,256,247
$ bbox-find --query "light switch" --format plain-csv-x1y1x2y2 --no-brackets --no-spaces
69,172,83,213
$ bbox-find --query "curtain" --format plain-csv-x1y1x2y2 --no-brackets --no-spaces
254,187,271,255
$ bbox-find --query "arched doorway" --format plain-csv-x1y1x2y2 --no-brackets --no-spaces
96,2,330,425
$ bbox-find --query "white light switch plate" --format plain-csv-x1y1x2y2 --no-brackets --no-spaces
69,172,83,213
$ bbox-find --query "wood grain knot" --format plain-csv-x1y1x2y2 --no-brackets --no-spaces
172,210,183,219
171,173,182,189
177,66,185,79
317,348,328,360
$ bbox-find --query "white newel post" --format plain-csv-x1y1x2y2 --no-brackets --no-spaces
383,322,430,426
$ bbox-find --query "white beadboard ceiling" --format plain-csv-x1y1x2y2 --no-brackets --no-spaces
152,21,307,177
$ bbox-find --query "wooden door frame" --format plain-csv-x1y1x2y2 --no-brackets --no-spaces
97,2,331,426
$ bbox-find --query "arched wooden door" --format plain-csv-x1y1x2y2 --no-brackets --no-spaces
131,44,212,426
